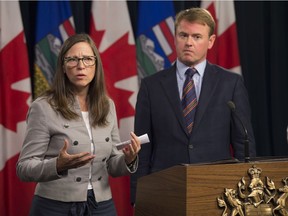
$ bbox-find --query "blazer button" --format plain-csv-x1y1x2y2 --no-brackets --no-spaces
105,137,109,142
102,158,106,162
98,176,102,181
188,144,193,149
73,141,79,145
76,177,82,182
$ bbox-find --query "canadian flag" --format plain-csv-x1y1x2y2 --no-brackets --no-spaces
89,1,138,216
0,1,35,216
201,0,241,74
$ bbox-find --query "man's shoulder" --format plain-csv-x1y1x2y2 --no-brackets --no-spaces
207,62,242,79
143,65,176,81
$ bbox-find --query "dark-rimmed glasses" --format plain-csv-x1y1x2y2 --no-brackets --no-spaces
64,56,97,67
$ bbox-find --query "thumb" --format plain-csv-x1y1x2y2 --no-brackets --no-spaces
60,139,69,154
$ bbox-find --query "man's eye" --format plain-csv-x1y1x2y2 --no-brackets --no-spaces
178,33,187,38
193,35,201,40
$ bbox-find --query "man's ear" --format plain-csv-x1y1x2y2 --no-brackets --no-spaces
208,34,216,49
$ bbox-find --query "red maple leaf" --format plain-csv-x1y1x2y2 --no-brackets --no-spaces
90,19,137,122
0,32,31,132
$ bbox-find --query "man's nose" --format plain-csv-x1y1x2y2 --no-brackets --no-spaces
186,36,194,46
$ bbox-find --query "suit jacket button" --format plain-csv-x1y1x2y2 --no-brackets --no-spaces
102,158,106,162
73,141,79,145
98,176,102,181
188,144,193,149
76,177,81,182
105,137,109,142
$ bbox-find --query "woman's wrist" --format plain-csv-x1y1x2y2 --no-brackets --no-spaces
126,156,137,168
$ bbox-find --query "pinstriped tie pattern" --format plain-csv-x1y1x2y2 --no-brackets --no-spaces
182,68,198,134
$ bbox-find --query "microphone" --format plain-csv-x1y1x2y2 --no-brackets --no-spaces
227,101,250,162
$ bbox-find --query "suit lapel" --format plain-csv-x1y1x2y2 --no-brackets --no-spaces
159,66,188,135
192,63,220,134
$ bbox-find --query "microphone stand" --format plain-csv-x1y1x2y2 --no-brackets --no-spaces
243,128,250,163
227,101,250,163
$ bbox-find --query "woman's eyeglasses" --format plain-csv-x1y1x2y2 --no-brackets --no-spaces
64,56,97,67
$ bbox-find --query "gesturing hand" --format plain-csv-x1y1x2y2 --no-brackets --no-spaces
123,132,141,164
56,139,95,173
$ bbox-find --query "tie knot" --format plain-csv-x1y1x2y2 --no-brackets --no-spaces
185,68,197,78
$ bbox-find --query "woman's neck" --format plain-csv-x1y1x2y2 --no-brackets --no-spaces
76,94,88,112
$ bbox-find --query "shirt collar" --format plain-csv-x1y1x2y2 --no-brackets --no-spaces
176,59,207,79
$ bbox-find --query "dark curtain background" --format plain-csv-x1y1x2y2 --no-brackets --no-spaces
19,1,288,158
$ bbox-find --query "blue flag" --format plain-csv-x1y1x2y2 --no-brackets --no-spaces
34,1,75,97
136,1,175,78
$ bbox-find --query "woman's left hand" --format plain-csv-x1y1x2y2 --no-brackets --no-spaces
123,132,141,164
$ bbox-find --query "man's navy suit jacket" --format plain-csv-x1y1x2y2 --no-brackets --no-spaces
130,62,256,203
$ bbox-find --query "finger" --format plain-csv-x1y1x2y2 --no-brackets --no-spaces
123,145,134,157
131,132,141,147
73,152,93,160
130,135,138,148
130,138,140,153
73,154,95,168
130,131,137,138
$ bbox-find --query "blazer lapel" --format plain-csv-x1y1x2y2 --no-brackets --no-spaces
192,63,220,134
159,66,188,135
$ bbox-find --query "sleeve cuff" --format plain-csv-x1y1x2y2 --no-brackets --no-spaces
126,155,139,173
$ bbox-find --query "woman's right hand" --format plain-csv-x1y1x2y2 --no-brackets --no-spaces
56,139,95,173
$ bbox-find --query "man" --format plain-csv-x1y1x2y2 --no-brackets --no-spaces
130,8,256,204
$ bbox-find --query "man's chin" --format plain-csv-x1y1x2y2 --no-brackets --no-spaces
181,58,197,67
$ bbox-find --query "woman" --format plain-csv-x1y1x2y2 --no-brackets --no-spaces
16,33,141,216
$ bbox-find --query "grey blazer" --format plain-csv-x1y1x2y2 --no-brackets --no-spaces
17,97,136,202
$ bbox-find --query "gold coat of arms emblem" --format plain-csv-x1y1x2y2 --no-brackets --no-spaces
217,165,288,216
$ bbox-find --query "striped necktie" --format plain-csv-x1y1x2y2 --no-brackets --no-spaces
182,68,198,134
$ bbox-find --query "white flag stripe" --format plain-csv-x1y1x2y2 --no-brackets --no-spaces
215,1,236,36
200,0,236,36
59,25,69,42
91,1,135,53
153,25,173,56
0,1,22,49
0,122,27,171
59,17,75,42
200,0,212,9
11,77,32,94
166,16,175,35
0,1,31,171
114,74,138,141
119,117,134,143
230,65,241,74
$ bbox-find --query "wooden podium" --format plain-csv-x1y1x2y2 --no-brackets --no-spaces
134,159,288,216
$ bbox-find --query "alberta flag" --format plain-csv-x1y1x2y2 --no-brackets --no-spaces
0,1,34,215
89,1,138,216
136,1,176,78
201,0,241,74
34,1,75,98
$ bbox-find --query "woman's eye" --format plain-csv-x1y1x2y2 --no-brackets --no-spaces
67,58,77,63
84,57,93,62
